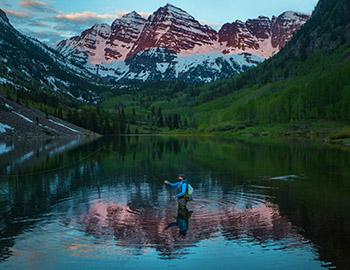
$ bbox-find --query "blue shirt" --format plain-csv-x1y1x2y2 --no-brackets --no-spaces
169,179,188,198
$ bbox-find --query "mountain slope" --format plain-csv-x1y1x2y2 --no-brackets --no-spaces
0,93,97,138
284,0,350,57
0,9,101,103
0,10,131,137
57,4,309,83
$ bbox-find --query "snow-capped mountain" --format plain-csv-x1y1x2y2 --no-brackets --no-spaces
57,23,112,65
0,9,100,103
57,4,309,83
57,12,147,65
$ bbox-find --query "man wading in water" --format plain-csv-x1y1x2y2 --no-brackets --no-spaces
164,174,194,236
164,174,193,208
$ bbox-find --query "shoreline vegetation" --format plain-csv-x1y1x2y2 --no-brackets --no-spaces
159,121,350,148
2,120,349,148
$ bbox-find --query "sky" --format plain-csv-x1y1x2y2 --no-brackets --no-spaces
0,0,319,46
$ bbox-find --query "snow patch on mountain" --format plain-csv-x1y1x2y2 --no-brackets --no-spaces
0,122,14,134
0,143,14,155
13,112,34,123
49,119,79,133
0,77,14,85
156,63,169,73
84,47,263,83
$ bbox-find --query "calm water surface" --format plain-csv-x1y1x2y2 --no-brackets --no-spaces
0,136,349,269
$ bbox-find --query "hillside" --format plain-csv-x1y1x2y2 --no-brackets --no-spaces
0,9,131,137
0,9,103,103
0,92,98,138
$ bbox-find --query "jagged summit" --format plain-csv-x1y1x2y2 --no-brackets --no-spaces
90,23,111,30
0,9,10,25
127,3,217,57
156,3,197,22
122,11,142,18
112,11,146,28
164,3,188,12
219,12,309,57
164,3,178,8
279,11,309,19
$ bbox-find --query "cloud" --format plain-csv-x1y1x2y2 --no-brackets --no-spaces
21,28,66,45
52,22,87,34
3,9,31,18
49,10,151,43
20,0,58,14
4,8,152,46
1,1,13,8
50,11,119,37
54,12,117,23
27,20,49,27
53,10,151,25
20,0,48,8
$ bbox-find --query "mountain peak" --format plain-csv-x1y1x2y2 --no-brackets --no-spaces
112,11,146,28
164,3,181,10
158,3,193,19
0,9,10,25
90,23,111,32
127,2,217,58
92,23,110,28
122,11,143,19
279,11,309,20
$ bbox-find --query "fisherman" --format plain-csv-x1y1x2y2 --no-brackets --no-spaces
164,174,193,208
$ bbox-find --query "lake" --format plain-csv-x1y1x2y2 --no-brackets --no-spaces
0,136,349,269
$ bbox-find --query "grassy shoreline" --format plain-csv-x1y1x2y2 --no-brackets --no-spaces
160,120,350,147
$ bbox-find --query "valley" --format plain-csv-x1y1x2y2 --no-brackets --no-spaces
0,1,349,145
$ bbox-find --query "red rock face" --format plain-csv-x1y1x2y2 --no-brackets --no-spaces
218,12,309,57
106,12,146,61
56,23,112,64
219,21,260,51
246,16,272,39
126,4,217,58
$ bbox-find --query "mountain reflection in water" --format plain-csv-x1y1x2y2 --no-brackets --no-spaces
78,194,306,259
0,136,349,269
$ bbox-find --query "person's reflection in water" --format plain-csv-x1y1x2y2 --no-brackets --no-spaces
165,206,193,236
